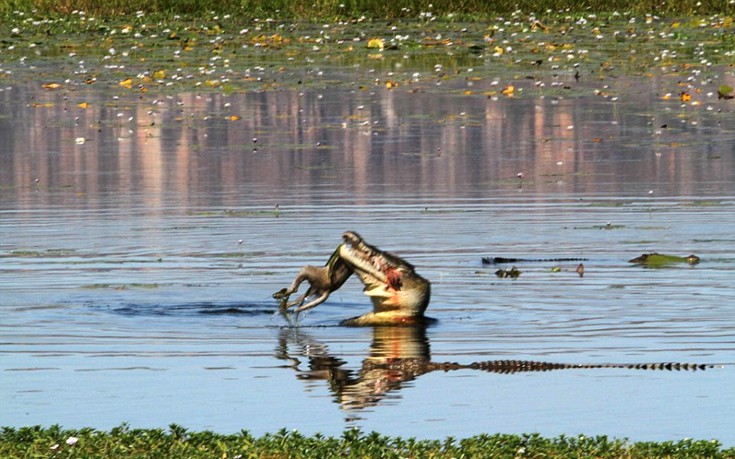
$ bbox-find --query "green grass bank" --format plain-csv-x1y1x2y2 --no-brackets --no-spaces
2,0,735,19
2,425,735,459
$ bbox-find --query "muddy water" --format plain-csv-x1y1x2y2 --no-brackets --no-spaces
1,73,735,444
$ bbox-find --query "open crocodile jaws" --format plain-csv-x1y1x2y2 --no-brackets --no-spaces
338,231,431,325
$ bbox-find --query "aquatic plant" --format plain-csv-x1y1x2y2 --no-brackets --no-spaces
2,7,734,102
3,0,735,18
1,425,734,458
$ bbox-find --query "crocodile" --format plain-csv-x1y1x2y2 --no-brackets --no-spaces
483,256,588,264
274,231,432,326
484,253,700,266
628,253,700,266
277,327,720,411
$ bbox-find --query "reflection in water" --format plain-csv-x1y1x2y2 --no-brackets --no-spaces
277,326,431,411
276,325,717,413
2,76,735,212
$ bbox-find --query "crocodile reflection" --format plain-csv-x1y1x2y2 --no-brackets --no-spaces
275,326,715,412
276,326,430,410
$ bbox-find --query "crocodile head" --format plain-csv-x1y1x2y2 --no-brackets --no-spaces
339,231,431,325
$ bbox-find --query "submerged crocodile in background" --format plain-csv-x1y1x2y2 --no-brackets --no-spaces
483,256,589,264
274,231,431,326
628,253,700,266
484,253,700,266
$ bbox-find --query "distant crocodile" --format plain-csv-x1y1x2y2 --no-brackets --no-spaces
483,256,588,265
484,253,700,266
628,253,700,266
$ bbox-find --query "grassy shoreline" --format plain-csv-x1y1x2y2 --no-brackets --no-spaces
2,425,734,458
3,0,735,19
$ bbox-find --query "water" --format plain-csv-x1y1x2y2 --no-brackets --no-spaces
1,71,735,444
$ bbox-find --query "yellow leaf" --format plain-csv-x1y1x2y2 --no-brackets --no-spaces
228,115,241,121
501,84,515,96
367,38,384,50
385,81,398,89
153,69,166,79
42,82,62,90
463,90,474,95
680,91,691,102
77,102,90,109
493,46,504,55
119,78,133,89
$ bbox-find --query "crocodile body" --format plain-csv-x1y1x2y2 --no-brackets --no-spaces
275,231,431,325
483,256,588,264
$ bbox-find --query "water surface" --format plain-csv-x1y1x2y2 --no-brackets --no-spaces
1,66,735,444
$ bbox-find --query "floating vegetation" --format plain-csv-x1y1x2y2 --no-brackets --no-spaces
1,9,735,101
679,200,726,207
2,249,77,257
420,207,471,214
583,201,631,208
590,223,627,230
211,252,246,258
82,283,167,289
188,209,280,217
495,266,521,278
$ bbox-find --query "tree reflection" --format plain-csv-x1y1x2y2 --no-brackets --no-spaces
2,80,733,211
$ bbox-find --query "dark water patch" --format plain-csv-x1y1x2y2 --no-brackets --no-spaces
5,367,61,372
111,302,276,317
74,367,166,372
